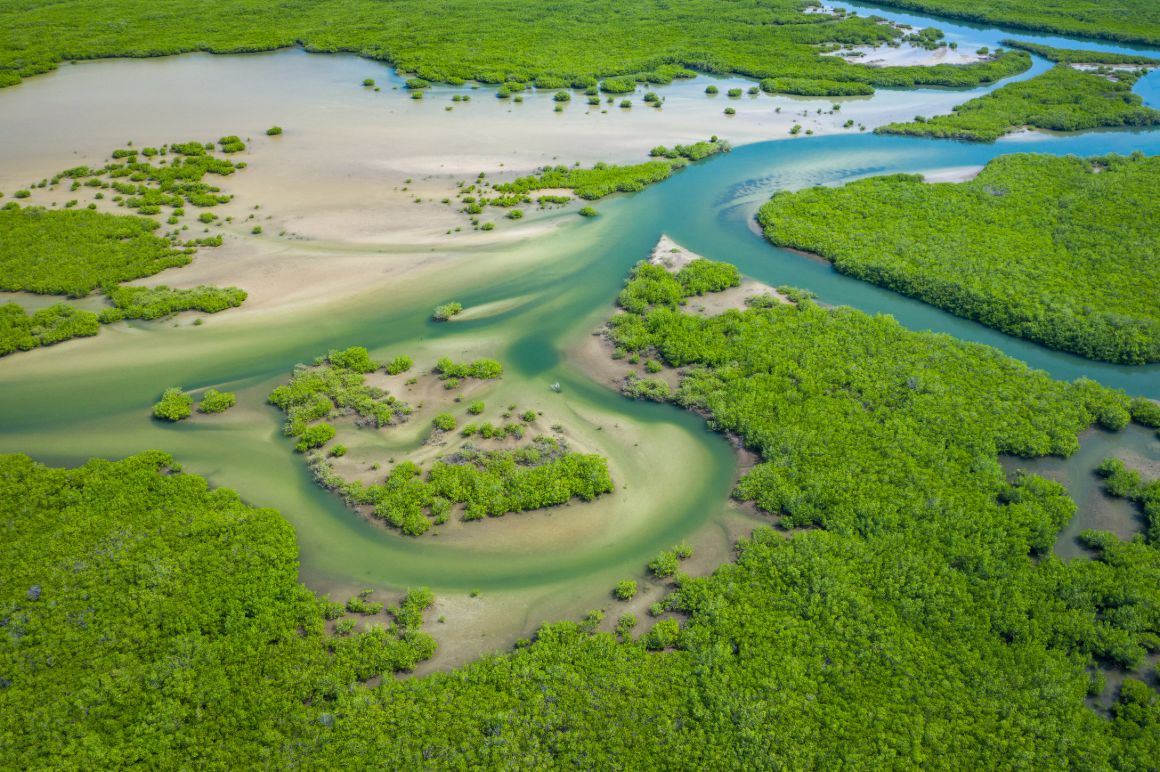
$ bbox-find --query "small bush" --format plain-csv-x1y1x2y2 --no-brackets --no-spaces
266,126,283,136
386,355,413,375
432,412,457,431
614,580,637,600
433,302,464,321
153,387,192,421
579,206,598,217
197,388,236,414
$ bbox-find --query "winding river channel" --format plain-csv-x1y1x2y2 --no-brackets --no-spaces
0,1,1157,665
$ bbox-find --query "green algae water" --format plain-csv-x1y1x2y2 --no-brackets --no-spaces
1,7,1158,658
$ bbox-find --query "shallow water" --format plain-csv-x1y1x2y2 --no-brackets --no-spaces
0,4,1158,663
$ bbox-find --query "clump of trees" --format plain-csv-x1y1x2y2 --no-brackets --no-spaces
153,387,192,421
198,388,236,413
325,436,614,535
433,301,463,321
0,302,100,356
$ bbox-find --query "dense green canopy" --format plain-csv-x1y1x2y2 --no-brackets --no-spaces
5,262,1160,766
871,0,1160,46
0,0,1028,94
877,64,1160,142
758,153,1160,363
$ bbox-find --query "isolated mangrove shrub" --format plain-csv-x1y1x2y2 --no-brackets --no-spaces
614,580,638,600
386,354,414,375
578,206,598,217
153,387,192,421
328,346,379,373
266,126,283,136
432,412,457,431
197,388,236,414
433,302,464,321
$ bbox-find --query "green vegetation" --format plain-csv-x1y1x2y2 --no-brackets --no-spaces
468,400,485,415
0,207,190,297
432,412,457,431
758,153,1160,363
385,354,413,375
1000,40,1160,66
868,0,1160,46
267,347,412,441
578,206,598,217
878,64,1160,142
613,580,637,600
266,125,283,135
197,388,236,414
100,285,247,321
0,452,436,767
152,387,192,421
494,139,728,200
435,356,503,380
314,436,614,535
8,257,1160,763
432,301,463,321
1098,458,1160,542
0,303,100,356
0,1,1036,97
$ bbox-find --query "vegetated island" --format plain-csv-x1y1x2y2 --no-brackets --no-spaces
266,346,613,535
0,139,251,356
0,1,1031,96
877,46,1160,142
447,139,729,229
866,0,1160,47
6,257,1160,766
756,152,1160,364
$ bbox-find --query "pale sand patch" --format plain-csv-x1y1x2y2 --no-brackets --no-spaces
832,44,985,68
919,165,984,183
449,294,538,322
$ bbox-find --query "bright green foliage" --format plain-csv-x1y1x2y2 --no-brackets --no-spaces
99,284,247,321
266,125,283,135
615,259,739,314
1130,397,1160,429
758,153,1160,363
385,354,413,375
614,580,637,600
318,436,614,535
763,77,873,96
295,422,336,452
0,302,100,356
0,1,1037,94
432,412,457,431
197,388,236,414
1098,459,1160,542
647,139,730,161
0,452,436,767
869,0,1160,46
326,345,378,373
432,301,463,321
467,400,485,415
152,387,192,421
0,207,190,297
218,134,245,153
878,64,1160,142
60,142,242,211
578,206,598,217
495,141,728,200
435,356,503,380
648,550,680,578
1000,40,1160,65
267,353,411,438
346,589,384,614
